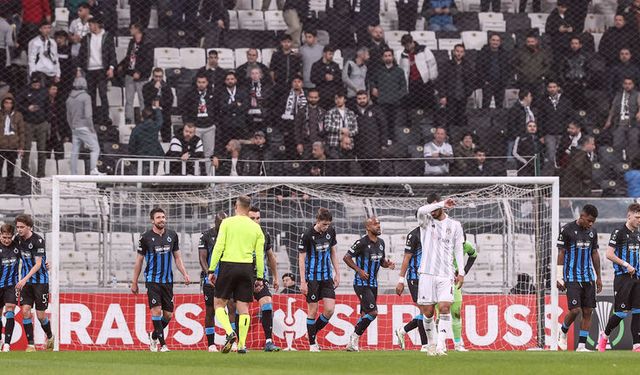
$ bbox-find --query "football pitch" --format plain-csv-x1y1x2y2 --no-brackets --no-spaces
1,351,637,374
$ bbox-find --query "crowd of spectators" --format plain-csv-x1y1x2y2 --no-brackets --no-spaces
0,0,637,197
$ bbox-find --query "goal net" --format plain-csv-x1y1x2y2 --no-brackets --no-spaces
34,176,559,351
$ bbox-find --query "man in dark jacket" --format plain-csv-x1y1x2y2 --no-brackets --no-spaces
599,14,638,67
354,90,387,176
128,106,164,175
182,73,217,158
143,67,174,142
464,148,499,176
477,33,511,109
604,77,640,161
331,136,362,176
293,86,322,156
363,25,389,74
235,48,272,87
545,1,575,66
269,34,302,97
196,50,227,93
45,83,70,162
119,23,153,124
310,46,342,110
512,34,552,97
555,120,583,169
438,44,474,128
77,16,117,125
239,131,278,176
607,48,640,99
369,49,407,142
17,74,49,177
536,81,573,172
560,135,595,197
561,37,590,110
165,122,205,175
215,71,248,152
506,89,535,160
0,93,25,193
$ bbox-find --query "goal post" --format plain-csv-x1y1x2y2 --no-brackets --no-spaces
46,175,560,352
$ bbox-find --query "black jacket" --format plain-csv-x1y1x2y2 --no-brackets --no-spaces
182,88,217,128
269,49,302,88
476,44,511,86
608,62,640,97
17,86,48,124
165,133,205,175
464,161,499,176
545,10,573,58
536,94,573,136
120,35,153,80
513,133,543,175
78,31,117,72
239,143,278,176
310,59,342,105
196,66,227,92
438,58,475,100
354,104,389,157
507,101,535,140
142,80,174,109
216,86,249,129
599,25,639,66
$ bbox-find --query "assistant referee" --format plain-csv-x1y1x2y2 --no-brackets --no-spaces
208,195,265,354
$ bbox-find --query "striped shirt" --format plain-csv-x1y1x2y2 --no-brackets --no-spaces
608,224,640,278
404,226,422,281
557,221,598,282
417,202,464,278
198,227,219,284
299,226,337,281
137,229,180,284
0,242,20,287
17,232,48,284
348,235,386,287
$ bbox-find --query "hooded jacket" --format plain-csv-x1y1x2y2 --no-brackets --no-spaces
0,93,26,150
66,77,94,130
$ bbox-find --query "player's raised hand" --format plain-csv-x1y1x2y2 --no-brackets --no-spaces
395,282,404,296
596,278,602,294
131,281,139,294
443,198,456,209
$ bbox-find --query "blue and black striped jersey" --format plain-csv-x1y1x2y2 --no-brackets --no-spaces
298,226,337,281
255,230,273,281
0,242,20,287
404,227,422,281
608,225,640,278
138,229,180,284
17,232,48,284
198,227,219,283
348,235,386,287
557,221,598,282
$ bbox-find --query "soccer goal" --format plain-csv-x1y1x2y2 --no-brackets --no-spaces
38,176,560,352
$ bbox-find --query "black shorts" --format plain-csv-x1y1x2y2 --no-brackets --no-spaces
408,279,419,304
214,262,255,303
613,274,640,311
354,285,378,314
19,283,49,310
203,283,215,307
147,283,174,312
254,281,272,301
566,281,596,309
306,280,335,303
0,286,18,307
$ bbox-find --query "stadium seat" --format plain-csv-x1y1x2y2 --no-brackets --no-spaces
116,46,128,64
237,10,266,31
461,31,487,50
54,7,69,30
527,13,548,30
235,47,262,66
67,269,96,285
261,48,275,66
119,124,135,144
117,36,132,48
437,38,462,53
60,249,85,266
110,232,134,252
333,49,344,68
379,11,398,31
584,13,606,33
410,31,437,50
461,0,482,11
116,8,131,29
154,47,181,68
44,158,57,177
228,10,239,29
592,32,603,52
79,197,102,216
0,196,24,212
264,10,287,31
109,106,125,128
389,233,408,252
478,12,503,30
212,48,235,69
56,159,70,175
309,0,327,12
235,0,256,9
60,197,82,216
107,87,123,107
179,48,206,69
386,30,405,50
148,7,159,28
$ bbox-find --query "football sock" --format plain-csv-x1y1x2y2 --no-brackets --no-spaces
39,317,52,339
354,314,376,336
307,318,317,344
632,309,640,345
215,307,233,335
161,316,170,329
604,311,626,336
205,326,216,346
261,303,273,341
314,313,330,334
452,314,462,344
437,314,452,349
4,311,15,345
151,316,166,346
578,330,589,345
423,316,436,344
23,318,34,345
238,314,250,348
561,322,570,334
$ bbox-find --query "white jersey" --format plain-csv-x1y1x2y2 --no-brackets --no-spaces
417,202,465,278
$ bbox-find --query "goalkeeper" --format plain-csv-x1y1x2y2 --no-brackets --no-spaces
450,240,478,351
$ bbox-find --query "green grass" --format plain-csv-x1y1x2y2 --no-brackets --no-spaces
0,351,637,375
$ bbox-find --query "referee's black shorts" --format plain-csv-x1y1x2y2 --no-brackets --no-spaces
215,262,255,303
565,281,596,309
613,274,640,311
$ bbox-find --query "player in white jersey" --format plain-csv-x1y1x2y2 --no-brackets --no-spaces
416,193,465,356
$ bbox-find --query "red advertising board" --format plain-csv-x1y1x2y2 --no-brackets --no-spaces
4,294,569,351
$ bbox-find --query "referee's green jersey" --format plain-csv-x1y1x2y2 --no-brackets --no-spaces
209,215,266,278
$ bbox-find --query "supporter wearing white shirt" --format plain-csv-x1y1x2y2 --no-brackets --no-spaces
423,127,453,175
68,3,92,57
28,21,60,81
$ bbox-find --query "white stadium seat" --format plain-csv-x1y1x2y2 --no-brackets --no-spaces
410,31,437,50
228,10,239,29
261,48,276,66
179,48,206,69
386,30,405,50
527,13,549,30
212,48,235,69
265,10,287,31
438,38,463,53
54,7,69,30
154,47,181,68
333,49,344,68
237,10,266,31
461,31,488,50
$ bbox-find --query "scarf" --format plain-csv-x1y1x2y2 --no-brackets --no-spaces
281,90,307,120
3,111,14,135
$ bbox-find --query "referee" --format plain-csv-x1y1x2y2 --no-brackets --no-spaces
208,195,265,354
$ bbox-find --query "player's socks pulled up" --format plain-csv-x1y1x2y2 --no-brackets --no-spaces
238,314,250,348
4,311,15,345
354,314,376,336
561,322,570,334
452,314,462,344
161,317,171,329
578,330,589,345
314,314,330,334
307,318,317,344
261,303,273,340
39,317,53,339
234,312,240,335
605,311,626,336
215,307,234,335
422,316,436,344
437,314,452,350
205,326,216,346
632,309,640,346
23,318,34,345
152,316,166,346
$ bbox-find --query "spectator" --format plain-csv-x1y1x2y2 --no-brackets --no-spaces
68,3,92,59
566,0,589,33
370,48,407,141
17,74,48,177
354,90,388,175
438,44,474,128
66,77,103,176
119,23,153,125
54,30,74,100
421,0,458,32
239,131,278,176
129,0,152,28
169,0,200,44
77,16,117,126
212,138,242,176
513,121,543,176
165,123,205,175
0,93,25,193
332,136,362,176
28,20,60,85
87,0,117,37
0,11,15,85
452,132,475,175
561,135,595,197
363,25,389,74
199,0,229,47
197,50,227,93
236,48,272,87
143,67,174,142
621,0,640,32
507,89,535,158
604,77,640,161
512,34,552,97
128,105,164,175
399,34,438,111
477,33,511,109
608,48,640,99
279,75,309,158
423,127,453,176
351,0,379,44
545,1,574,65
510,273,536,294
342,47,369,108
481,0,500,11
324,92,358,149
280,272,300,294
245,67,275,134
397,0,418,31
216,71,248,151
561,37,589,110
270,34,302,97
19,0,51,52
262,0,284,11
311,45,342,110
299,29,324,88
556,120,583,169
537,81,573,172
326,0,355,50
599,14,637,67
45,83,69,162
464,148,498,176
283,0,310,48
183,73,217,158
293,86,324,155
308,141,331,176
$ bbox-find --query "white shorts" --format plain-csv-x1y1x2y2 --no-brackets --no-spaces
417,274,454,305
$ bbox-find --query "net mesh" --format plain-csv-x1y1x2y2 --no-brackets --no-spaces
33,178,558,351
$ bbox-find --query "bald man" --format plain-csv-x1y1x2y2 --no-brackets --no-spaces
343,217,395,352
